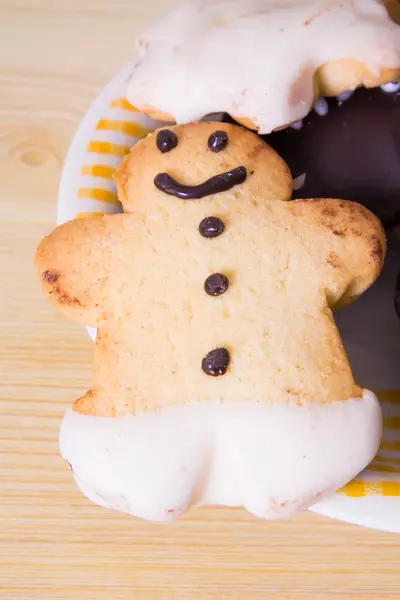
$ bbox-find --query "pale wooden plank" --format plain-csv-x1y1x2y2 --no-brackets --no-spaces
1,1,400,598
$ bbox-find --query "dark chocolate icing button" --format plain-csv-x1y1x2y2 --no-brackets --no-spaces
202,348,230,376
154,166,247,200
204,273,229,296
199,216,225,238
208,130,229,152
156,129,178,153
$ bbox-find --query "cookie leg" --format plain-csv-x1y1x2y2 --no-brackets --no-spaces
60,391,381,521
60,406,213,521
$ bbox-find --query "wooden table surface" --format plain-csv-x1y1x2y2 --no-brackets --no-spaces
1,1,400,598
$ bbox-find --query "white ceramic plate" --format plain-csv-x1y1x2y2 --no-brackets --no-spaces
58,62,400,533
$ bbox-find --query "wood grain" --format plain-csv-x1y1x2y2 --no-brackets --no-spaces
1,1,399,598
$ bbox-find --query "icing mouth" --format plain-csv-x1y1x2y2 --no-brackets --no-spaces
154,166,247,199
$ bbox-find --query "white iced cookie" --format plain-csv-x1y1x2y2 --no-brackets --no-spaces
126,0,400,133
36,123,384,520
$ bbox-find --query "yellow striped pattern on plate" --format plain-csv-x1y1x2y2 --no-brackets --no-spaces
339,481,400,498
78,97,152,205
96,118,150,138
87,141,131,157
81,164,115,180
110,97,139,111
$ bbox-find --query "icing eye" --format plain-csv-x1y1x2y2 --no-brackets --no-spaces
156,129,178,153
208,130,229,152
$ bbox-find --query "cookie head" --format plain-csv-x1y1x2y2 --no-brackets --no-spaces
116,122,292,213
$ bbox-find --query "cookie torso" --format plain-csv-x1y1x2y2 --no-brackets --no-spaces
88,199,363,416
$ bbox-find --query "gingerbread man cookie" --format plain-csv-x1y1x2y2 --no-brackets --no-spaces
36,122,384,521
127,0,400,133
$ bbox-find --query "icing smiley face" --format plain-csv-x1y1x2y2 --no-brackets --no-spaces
117,122,293,214
154,128,248,200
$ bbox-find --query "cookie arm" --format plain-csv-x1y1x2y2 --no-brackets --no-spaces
292,199,386,310
35,216,120,326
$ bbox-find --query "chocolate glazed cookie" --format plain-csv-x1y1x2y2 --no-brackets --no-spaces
264,87,400,231
265,86,400,359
